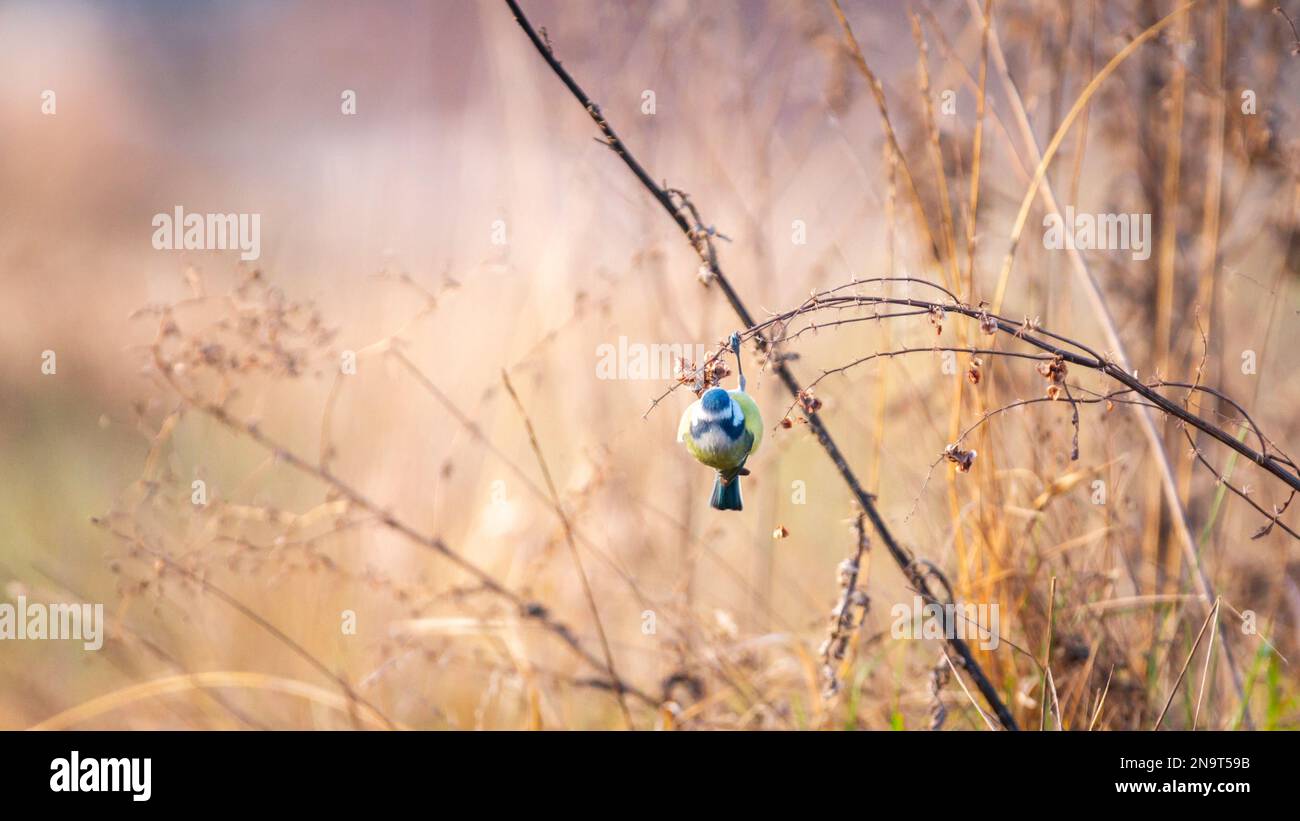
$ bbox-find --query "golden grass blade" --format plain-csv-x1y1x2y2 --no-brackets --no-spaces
988,0,1200,313
30,672,403,731
501,370,636,729
1154,598,1219,730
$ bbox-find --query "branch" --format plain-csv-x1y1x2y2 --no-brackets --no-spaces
503,0,1019,730
743,283,1300,501
501,371,636,728
147,317,658,711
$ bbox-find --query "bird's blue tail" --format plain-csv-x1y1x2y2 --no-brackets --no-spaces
710,473,743,511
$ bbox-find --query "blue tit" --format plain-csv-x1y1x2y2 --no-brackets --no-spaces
676,334,764,511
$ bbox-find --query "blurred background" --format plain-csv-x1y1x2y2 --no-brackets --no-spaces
1,0,1298,729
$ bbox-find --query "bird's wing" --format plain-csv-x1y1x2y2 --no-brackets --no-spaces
730,390,764,455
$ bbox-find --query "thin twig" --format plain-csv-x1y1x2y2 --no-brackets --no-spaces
149,319,656,708
965,0,1251,723
1153,598,1220,730
503,0,1020,730
96,524,396,730
942,651,997,731
741,283,1300,501
1088,666,1114,731
1193,598,1222,729
501,370,636,729
1040,576,1056,731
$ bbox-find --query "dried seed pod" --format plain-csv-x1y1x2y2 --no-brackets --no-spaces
797,388,823,414
1036,356,1068,384
966,356,982,385
707,358,731,385
943,443,977,473
928,305,945,335
1037,355,1068,399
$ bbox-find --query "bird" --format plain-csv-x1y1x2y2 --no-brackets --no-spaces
677,333,763,511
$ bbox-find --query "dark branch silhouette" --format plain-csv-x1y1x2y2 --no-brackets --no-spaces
503,0,1020,730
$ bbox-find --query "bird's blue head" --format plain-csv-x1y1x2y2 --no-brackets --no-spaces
700,387,731,413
